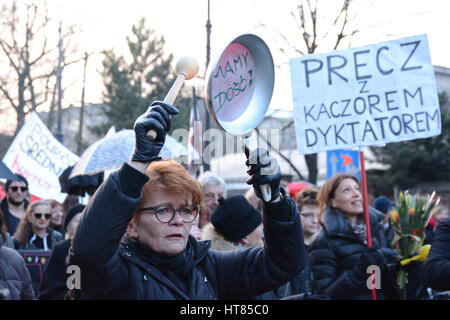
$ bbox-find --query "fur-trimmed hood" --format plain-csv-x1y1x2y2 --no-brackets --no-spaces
201,223,239,252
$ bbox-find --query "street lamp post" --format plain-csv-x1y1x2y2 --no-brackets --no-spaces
204,0,212,171
56,21,64,143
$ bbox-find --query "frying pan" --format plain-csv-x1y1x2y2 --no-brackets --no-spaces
204,34,275,201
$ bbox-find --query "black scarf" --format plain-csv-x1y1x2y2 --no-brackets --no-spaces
129,237,196,277
129,237,197,293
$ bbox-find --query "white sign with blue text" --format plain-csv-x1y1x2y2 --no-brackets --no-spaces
290,34,441,155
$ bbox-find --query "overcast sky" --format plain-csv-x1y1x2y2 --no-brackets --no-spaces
3,0,449,128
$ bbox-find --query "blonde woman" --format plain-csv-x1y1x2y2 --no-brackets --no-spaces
13,200,63,251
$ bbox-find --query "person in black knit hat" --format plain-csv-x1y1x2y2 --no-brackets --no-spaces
203,195,301,300
203,195,263,250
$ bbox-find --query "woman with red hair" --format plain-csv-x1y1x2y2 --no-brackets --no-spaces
70,101,305,300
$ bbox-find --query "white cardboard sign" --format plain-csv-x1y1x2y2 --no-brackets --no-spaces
290,34,441,155
2,112,79,201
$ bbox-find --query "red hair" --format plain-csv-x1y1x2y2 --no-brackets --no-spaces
140,160,202,208
296,186,320,211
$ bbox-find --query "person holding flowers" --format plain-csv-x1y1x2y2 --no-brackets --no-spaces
309,174,398,300
390,191,441,299
423,216,450,293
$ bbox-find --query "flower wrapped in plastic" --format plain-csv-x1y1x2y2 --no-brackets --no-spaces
390,191,440,299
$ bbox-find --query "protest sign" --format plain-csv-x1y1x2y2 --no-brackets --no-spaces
290,34,441,155
18,250,52,296
2,112,79,201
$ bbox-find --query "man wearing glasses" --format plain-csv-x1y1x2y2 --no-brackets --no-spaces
197,171,227,228
1,174,29,235
70,101,305,300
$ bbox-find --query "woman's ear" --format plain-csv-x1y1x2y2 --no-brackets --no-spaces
126,220,139,239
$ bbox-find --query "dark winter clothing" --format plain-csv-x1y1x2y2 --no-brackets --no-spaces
284,244,315,297
423,216,450,291
202,223,244,251
13,228,63,251
374,196,395,215
0,244,35,300
201,222,302,300
309,207,399,300
70,163,305,300
64,204,85,230
38,239,72,300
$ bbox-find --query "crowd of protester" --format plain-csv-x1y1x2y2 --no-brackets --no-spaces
1,101,450,300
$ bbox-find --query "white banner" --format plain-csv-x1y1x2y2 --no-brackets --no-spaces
290,34,441,155
2,112,79,201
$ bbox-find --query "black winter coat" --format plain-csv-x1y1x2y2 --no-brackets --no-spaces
284,244,315,296
70,163,305,300
309,207,398,300
13,228,63,251
38,239,71,300
423,216,450,291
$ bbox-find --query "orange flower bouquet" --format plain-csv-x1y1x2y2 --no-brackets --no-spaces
390,191,440,298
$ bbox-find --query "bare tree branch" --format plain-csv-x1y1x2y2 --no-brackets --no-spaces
0,0,81,135
255,128,306,180
0,80,18,109
257,0,360,183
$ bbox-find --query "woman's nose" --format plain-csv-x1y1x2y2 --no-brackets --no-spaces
169,211,184,225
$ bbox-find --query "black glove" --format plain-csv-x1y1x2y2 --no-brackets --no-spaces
353,247,386,279
245,147,281,202
131,101,179,163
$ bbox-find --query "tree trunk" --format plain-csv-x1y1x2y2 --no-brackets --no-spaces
15,72,27,135
15,107,25,137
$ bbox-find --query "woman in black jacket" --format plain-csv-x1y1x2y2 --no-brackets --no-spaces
69,101,305,300
309,174,398,300
13,200,63,251
38,204,86,300
423,216,450,291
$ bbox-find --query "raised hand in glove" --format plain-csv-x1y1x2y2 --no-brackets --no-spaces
353,247,386,280
131,101,179,163
245,147,281,202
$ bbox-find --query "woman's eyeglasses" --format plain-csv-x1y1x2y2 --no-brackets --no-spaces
10,186,28,192
34,213,52,220
138,205,199,223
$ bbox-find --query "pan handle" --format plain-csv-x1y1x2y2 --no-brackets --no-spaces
260,184,272,202
147,57,199,140
242,134,273,202
146,74,186,140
